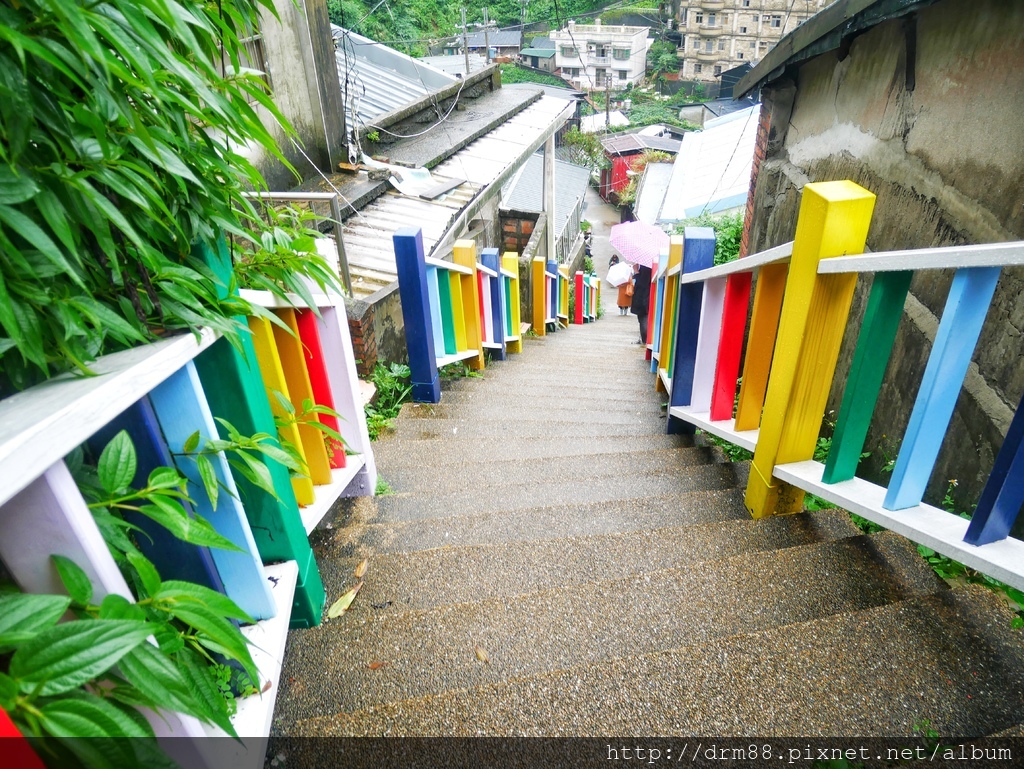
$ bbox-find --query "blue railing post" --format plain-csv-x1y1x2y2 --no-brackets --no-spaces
394,227,441,403
667,226,716,435
965,389,1024,545
883,266,1001,510
481,248,507,361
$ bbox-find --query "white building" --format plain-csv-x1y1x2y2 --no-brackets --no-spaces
550,19,653,91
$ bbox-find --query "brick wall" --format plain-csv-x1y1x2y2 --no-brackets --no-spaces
500,211,540,254
348,306,377,378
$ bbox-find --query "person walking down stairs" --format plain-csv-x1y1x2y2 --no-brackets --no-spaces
615,257,632,316
631,264,652,345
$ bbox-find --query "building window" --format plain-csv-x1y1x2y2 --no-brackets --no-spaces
737,52,744,59
617,70,628,80
742,0,751,5
220,21,271,100
765,14,782,27
561,46,576,57
707,12,716,26
704,39,713,52
679,38,685,51
595,68,606,83
718,40,725,50
739,25,747,33
681,9,687,23
750,41,756,48
694,62,702,74
713,65,722,76
613,48,630,60
695,11,703,23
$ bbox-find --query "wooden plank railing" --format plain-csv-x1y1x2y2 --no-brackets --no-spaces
654,180,1024,592
573,270,601,324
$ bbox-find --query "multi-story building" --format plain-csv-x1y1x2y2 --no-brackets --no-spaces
550,19,653,91
674,0,831,82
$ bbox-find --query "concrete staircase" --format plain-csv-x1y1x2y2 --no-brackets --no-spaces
273,312,1024,739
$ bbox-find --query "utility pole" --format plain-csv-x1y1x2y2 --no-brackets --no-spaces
461,7,471,75
605,73,612,127
483,7,490,64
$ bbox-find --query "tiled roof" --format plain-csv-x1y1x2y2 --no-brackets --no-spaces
600,132,682,155
500,153,591,238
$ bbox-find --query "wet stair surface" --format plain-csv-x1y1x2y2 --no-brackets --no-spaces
272,310,1024,739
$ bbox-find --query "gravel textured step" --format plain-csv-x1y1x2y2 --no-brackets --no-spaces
396,400,667,421
382,417,675,440
275,532,943,727
371,433,691,468
380,447,711,494
316,510,866,613
322,488,752,553
287,586,1024,738
374,463,741,522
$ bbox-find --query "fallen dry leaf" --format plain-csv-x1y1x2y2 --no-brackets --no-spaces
261,680,273,693
474,645,490,664
354,558,368,578
368,661,386,670
327,582,363,618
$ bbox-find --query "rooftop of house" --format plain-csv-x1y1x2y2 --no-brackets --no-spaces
633,162,676,226
553,21,653,38
600,130,682,156
736,0,935,97
418,53,489,77
332,25,454,131
580,110,630,133
519,48,557,58
659,104,760,221
461,29,524,48
500,152,592,238
531,35,555,49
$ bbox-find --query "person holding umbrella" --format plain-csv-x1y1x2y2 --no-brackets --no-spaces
608,221,667,344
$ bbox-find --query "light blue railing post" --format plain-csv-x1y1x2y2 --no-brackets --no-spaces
481,248,507,361
883,267,1001,510
667,227,716,435
394,227,441,403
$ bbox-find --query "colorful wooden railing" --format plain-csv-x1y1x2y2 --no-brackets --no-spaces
573,270,601,324
0,236,375,757
531,256,564,335
395,228,523,402
654,180,1024,592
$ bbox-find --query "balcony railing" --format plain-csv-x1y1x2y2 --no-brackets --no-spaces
647,180,1024,592
697,49,724,61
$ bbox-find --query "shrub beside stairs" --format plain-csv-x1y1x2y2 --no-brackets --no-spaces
272,312,1024,738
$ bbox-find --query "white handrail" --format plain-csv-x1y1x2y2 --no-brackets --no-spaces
425,256,473,275
672,241,794,283
818,240,1024,274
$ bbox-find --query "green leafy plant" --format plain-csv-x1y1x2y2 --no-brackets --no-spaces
267,391,350,473
580,220,592,233
675,211,745,265
374,477,394,496
439,361,482,380
364,362,413,440
0,0,321,396
696,430,753,463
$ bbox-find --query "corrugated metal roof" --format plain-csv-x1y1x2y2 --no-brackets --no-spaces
500,153,591,238
520,48,556,57
332,26,455,130
418,54,488,77
600,132,682,155
335,95,573,299
462,30,523,48
633,163,675,226
659,105,760,221
531,35,555,49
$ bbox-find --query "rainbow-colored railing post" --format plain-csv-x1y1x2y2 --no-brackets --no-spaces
558,265,570,327
502,252,523,353
654,236,684,393
532,255,547,336
966,389,1024,545
480,247,507,361
574,270,585,324
453,240,485,371
745,181,876,518
394,227,442,403
666,227,716,435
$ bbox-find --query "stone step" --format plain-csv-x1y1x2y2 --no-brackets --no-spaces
395,404,665,428
275,532,945,728
381,416,672,441
324,488,751,554
318,509,865,613
285,586,1024,738
379,446,712,495
373,462,741,522
436,388,665,410
371,433,693,468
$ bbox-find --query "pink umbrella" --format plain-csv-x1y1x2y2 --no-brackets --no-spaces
608,221,669,268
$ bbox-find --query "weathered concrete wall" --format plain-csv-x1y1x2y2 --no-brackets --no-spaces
749,0,1024,512
249,0,346,190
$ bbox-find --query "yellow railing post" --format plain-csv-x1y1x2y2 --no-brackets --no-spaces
745,181,876,518
453,240,485,370
656,236,683,393
502,252,523,353
531,256,547,336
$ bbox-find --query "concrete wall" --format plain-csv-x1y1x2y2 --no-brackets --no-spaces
249,0,346,190
747,0,1024,513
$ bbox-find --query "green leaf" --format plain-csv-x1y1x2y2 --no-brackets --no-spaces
195,453,219,510
175,648,238,738
182,430,201,454
0,203,82,282
272,389,295,415
52,554,93,606
126,550,162,597
164,602,257,685
97,430,137,494
98,594,146,622
147,466,183,491
0,593,72,653
10,619,153,696
118,641,210,724
0,671,18,711
154,581,253,624
0,165,39,204
136,497,243,552
39,691,154,738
